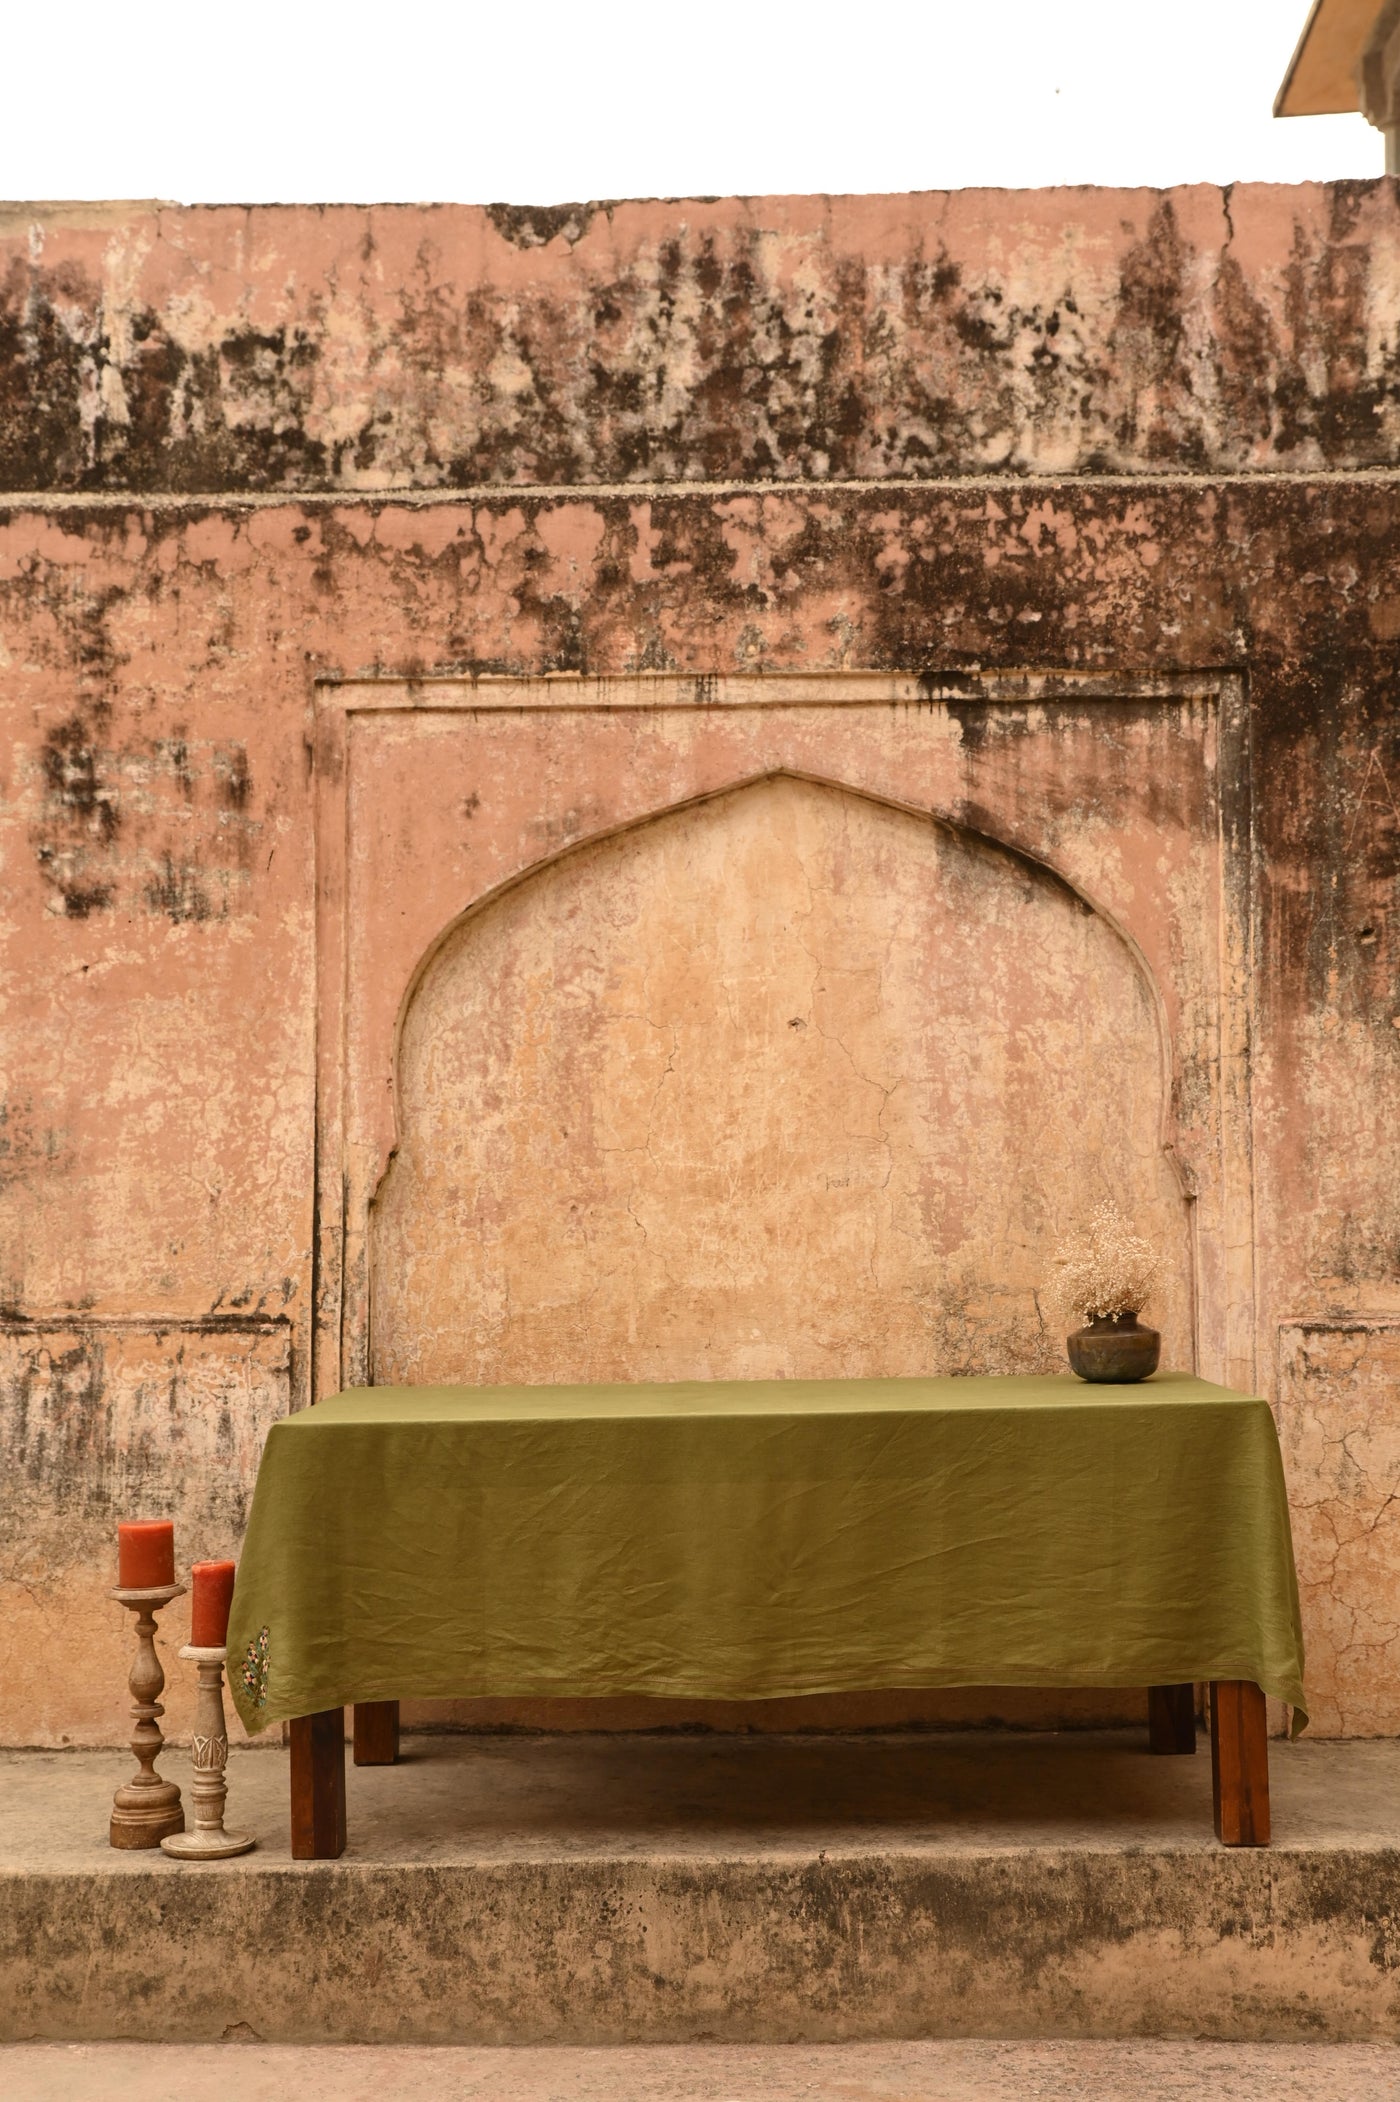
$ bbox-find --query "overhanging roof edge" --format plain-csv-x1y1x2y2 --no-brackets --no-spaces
1275,0,1383,116
1276,0,1332,115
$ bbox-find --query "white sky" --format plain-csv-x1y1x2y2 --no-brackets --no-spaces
0,0,1382,204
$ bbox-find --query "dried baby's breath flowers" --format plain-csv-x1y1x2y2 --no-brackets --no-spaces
1050,1201,1159,1324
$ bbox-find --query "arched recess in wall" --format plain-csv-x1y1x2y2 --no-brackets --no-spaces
368,771,1191,1387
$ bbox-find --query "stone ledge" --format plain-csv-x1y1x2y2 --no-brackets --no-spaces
4,1733,1399,2044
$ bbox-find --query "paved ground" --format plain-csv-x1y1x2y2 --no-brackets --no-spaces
4,2040,1400,2100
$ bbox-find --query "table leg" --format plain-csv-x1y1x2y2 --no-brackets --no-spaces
1148,1683,1197,1753
1209,1680,1270,1846
353,1699,400,1765
290,1709,347,1860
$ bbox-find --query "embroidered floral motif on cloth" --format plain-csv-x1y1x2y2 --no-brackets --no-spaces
240,1624,270,1709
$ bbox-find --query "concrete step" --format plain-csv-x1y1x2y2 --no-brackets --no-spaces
3,1730,1399,2045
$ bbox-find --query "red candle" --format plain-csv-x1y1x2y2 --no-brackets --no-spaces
190,1560,237,1648
117,1520,175,1589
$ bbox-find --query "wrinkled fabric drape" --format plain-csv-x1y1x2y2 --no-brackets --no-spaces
227,1372,1306,1737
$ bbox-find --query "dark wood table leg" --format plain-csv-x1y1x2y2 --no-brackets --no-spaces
1148,1683,1197,1753
290,1709,347,1859
1209,1681,1271,1846
353,1699,400,1765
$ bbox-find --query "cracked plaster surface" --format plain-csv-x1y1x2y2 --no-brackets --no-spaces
1278,1324,1400,1736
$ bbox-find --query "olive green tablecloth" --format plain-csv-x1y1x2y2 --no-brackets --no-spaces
226,1372,1307,1736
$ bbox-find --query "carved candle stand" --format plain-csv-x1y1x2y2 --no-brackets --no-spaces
161,1645,254,1859
109,1583,186,1848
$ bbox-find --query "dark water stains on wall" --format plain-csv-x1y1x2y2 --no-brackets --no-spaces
0,1099,64,1195
32,709,121,917
0,1317,291,1551
485,202,605,250
7,190,1400,493
25,700,259,921
144,851,218,924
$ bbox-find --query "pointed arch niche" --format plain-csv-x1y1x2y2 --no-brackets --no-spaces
314,672,1253,1401
372,774,1188,1386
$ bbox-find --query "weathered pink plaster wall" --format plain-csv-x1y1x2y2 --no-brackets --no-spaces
1,190,1397,1745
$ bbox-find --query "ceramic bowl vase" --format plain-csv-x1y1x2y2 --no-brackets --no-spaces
1066,1311,1160,1383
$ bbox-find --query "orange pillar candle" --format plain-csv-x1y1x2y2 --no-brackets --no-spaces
117,1521,175,1589
190,1560,237,1648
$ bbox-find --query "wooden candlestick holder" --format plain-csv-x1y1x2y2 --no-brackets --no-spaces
109,1583,186,1848
161,1645,254,1860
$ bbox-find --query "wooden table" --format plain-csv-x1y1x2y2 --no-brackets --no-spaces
287,1676,1272,1858
221,1374,1302,1860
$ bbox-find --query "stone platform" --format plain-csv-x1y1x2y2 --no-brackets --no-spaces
3,1731,1399,2045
